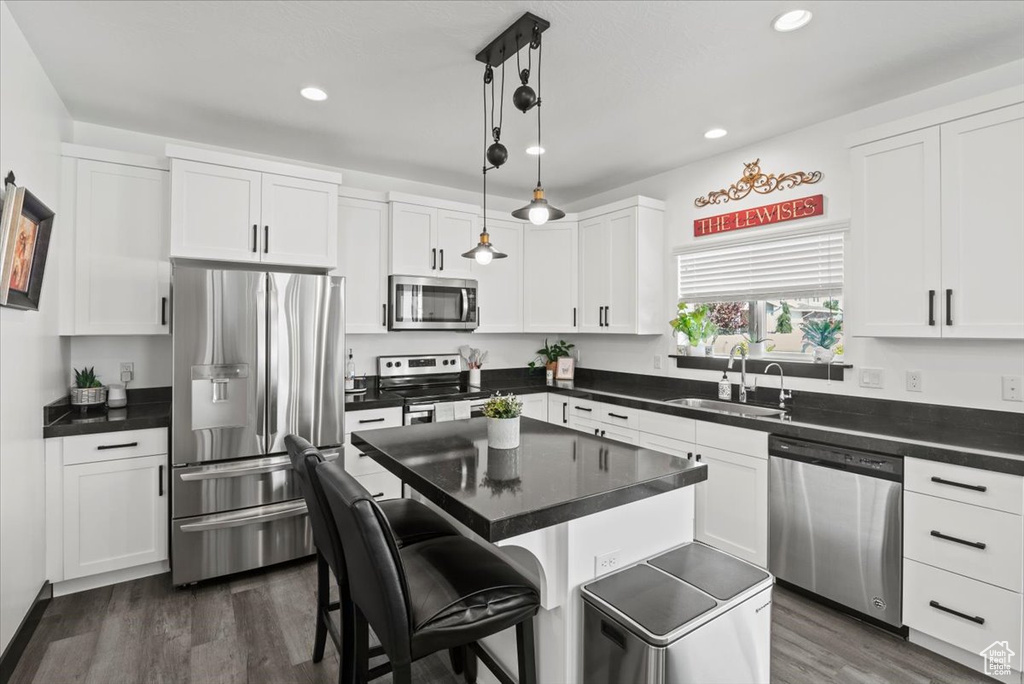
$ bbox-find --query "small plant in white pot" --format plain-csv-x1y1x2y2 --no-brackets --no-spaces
671,303,716,356
483,392,523,450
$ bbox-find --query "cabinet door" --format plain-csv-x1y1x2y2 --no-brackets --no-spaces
390,202,435,276
260,174,337,269
524,221,579,332
548,394,569,426
941,104,1024,339
519,393,548,422
63,454,168,579
74,160,169,335
337,197,388,333
850,129,941,337
694,446,768,567
170,160,262,263
435,209,477,279
605,209,638,334
473,218,523,332
578,215,609,332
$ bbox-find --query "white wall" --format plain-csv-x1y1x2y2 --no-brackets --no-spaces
66,335,172,389
565,60,1024,413
0,1,72,654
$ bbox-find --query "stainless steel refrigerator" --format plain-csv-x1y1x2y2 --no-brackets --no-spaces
170,265,344,585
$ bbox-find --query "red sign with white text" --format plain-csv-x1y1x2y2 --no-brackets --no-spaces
694,194,824,237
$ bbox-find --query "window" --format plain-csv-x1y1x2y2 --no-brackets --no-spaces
676,228,845,358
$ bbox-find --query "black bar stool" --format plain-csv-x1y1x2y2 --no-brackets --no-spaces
316,458,540,684
284,435,460,683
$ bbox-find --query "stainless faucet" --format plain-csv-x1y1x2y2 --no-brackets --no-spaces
727,344,756,403
764,362,793,410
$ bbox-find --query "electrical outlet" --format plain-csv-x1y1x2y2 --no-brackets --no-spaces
906,371,923,392
1003,376,1023,402
859,368,884,389
120,362,134,384
653,355,662,370
594,550,621,576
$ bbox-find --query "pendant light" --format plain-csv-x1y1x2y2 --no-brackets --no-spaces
511,30,564,225
463,63,507,265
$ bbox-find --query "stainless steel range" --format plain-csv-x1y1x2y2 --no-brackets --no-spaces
377,354,490,425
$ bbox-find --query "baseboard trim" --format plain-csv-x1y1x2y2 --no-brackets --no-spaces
52,560,168,598
0,581,52,684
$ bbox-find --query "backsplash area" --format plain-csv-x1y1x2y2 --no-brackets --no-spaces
66,335,172,389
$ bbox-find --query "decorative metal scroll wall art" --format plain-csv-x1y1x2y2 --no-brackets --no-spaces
694,159,823,208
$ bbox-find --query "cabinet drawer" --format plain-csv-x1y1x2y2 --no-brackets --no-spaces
569,397,602,419
343,440,385,477
63,428,168,465
905,491,1022,592
906,458,1023,514
695,422,767,458
599,404,639,430
570,416,638,444
638,432,695,459
357,470,402,500
904,558,1022,663
346,407,402,435
638,410,696,442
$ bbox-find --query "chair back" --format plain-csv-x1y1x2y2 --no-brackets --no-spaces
316,459,413,662
284,434,345,578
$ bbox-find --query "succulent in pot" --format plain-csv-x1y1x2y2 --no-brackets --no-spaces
482,392,523,449
528,339,575,373
70,366,107,407
800,317,842,363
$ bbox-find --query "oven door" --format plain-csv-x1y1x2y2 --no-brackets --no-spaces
389,275,477,330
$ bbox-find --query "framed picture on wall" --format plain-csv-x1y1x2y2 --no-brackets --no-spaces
0,178,55,311
555,356,575,381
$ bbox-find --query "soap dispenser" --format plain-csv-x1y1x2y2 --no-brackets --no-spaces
718,371,732,400
345,349,355,391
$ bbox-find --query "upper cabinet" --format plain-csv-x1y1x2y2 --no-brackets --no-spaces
389,197,476,279
473,217,523,333
60,148,170,336
851,100,1024,339
168,147,339,269
578,198,664,334
335,196,389,334
524,221,579,333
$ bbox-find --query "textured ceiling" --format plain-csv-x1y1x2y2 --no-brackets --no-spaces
6,1,1024,203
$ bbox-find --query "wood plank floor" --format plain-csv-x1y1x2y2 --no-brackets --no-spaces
10,558,993,684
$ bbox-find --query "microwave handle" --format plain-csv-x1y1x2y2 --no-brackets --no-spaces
461,288,469,322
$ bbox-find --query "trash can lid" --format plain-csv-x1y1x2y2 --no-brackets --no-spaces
583,564,716,638
649,542,770,601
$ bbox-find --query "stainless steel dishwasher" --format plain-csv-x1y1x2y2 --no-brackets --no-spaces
768,435,903,629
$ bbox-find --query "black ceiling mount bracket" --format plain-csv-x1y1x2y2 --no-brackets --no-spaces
475,12,551,67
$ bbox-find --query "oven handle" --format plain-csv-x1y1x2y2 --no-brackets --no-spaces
179,456,292,481
179,501,307,532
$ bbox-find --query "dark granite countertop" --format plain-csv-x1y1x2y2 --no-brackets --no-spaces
352,417,707,542
344,383,403,410
44,401,171,439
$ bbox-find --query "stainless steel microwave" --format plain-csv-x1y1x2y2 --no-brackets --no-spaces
388,275,478,331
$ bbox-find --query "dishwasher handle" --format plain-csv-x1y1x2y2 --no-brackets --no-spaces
769,436,903,482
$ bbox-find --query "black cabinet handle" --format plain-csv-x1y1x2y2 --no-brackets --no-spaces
929,600,984,625
573,307,577,327
928,290,935,326
264,225,269,254
598,306,604,327
439,249,444,271
562,403,567,424
594,429,600,436
431,248,437,270
687,452,694,460
161,297,168,326
575,406,593,412
97,442,138,451
600,430,606,437
605,306,610,327
945,289,953,326
696,453,702,462
608,412,629,420
930,530,986,550
930,476,987,492
382,303,387,327
358,417,386,424
252,224,258,253
158,465,164,497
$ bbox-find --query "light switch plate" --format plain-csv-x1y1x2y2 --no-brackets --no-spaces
1003,376,1023,402
859,368,884,389
653,355,663,370
906,371,922,392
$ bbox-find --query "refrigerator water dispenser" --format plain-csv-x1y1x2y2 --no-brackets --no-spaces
191,364,249,430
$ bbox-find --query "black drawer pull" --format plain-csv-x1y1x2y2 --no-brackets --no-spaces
600,430,606,437
158,465,164,497
945,289,953,326
930,476,987,492
687,452,694,460
252,224,258,253
358,418,386,424
161,297,168,326
562,403,567,424
264,225,269,253
600,621,626,650
97,441,139,451
575,406,593,412
608,412,629,420
371,492,385,499
382,303,387,327
931,530,986,550
929,600,984,625
696,453,702,462
928,290,935,326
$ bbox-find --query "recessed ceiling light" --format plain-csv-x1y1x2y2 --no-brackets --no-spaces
526,146,545,155
772,9,813,32
300,86,328,101
704,128,728,140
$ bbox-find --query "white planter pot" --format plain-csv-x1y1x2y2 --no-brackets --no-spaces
747,342,765,359
688,343,706,357
487,416,520,449
468,368,482,388
676,344,688,355
813,347,835,364
487,447,521,481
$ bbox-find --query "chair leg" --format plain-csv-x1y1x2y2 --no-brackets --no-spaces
391,662,412,684
463,645,478,684
340,583,360,684
448,647,464,674
516,618,537,684
313,553,329,663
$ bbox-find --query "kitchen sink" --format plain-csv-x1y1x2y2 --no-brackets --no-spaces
664,397,787,418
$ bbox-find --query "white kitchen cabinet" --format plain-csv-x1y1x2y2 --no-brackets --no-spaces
389,201,477,278
337,197,389,333
940,104,1024,339
436,210,476,279
62,453,168,580
71,159,170,335
548,394,570,426
170,158,337,268
577,197,664,334
345,407,404,497
519,393,548,422
524,221,578,333
693,445,768,568
473,217,523,332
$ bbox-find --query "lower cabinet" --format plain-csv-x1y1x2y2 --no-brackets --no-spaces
346,407,403,498
548,394,570,426
520,393,548,422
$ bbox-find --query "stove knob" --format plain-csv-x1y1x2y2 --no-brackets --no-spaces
443,359,449,365
395,361,402,367
386,362,393,368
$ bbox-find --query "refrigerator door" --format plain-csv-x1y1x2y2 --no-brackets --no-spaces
266,273,345,453
172,266,265,465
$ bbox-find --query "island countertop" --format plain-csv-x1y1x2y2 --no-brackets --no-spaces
351,417,707,542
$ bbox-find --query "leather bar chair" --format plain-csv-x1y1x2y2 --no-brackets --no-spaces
316,458,540,684
284,435,460,683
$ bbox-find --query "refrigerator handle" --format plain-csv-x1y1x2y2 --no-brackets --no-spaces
255,275,267,445
267,275,280,444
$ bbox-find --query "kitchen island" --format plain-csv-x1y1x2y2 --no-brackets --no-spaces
352,417,707,684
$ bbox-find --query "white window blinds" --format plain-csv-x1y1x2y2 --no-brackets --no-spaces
677,230,844,303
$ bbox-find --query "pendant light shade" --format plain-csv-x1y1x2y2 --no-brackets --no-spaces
462,229,507,264
512,185,565,225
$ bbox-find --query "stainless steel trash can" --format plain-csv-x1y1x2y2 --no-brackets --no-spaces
582,542,774,684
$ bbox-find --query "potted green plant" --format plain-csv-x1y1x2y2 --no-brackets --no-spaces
743,334,772,359
70,366,106,409
671,303,717,356
483,392,523,449
800,317,843,363
528,339,575,373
